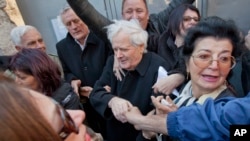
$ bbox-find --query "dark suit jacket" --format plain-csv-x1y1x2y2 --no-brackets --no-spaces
56,32,111,138
90,52,170,141
56,32,112,87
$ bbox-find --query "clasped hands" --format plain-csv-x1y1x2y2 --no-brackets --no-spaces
123,96,178,139
109,95,178,124
108,97,133,123
71,79,111,98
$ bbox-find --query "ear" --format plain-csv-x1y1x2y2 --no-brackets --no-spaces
138,44,145,54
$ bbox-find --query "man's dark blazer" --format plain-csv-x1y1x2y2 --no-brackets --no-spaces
56,31,111,137
56,32,112,87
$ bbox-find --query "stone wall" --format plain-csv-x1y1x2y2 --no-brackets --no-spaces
0,0,17,55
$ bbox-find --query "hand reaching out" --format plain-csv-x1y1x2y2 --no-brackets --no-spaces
71,80,81,96
79,86,93,98
151,96,178,114
108,97,133,123
124,106,143,129
141,109,157,139
152,73,184,95
103,85,111,92
113,55,125,81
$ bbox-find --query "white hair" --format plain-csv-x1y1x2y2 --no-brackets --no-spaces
10,25,37,46
59,4,72,24
106,19,148,53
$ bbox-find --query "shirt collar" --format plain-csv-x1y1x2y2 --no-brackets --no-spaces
132,53,151,76
74,32,89,51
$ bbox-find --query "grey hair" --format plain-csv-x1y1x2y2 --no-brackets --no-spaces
10,25,36,46
106,19,148,53
59,4,71,23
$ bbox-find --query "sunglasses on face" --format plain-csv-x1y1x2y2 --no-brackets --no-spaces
183,16,200,22
53,101,79,139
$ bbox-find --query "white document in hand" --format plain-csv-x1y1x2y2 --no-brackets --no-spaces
157,66,179,97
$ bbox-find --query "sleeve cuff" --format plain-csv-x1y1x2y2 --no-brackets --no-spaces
167,112,179,139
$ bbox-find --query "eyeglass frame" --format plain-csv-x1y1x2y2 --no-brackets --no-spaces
182,16,200,22
191,55,236,69
53,101,79,139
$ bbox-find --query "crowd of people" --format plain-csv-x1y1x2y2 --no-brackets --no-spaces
0,0,250,141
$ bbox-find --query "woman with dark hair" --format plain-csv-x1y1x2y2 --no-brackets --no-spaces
151,4,200,99
149,4,200,64
172,16,241,107
125,16,244,141
9,48,80,109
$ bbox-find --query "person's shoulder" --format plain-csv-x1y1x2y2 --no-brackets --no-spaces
149,51,167,62
143,52,168,67
52,81,72,97
87,31,105,44
47,54,60,62
48,53,58,58
56,33,74,46
106,54,114,62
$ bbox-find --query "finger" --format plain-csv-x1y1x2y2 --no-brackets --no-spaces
151,95,163,103
152,82,156,88
152,85,159,94
155,95,164,101
121,102,130,113
127,101,133,108
119,68,125,76
119,115,128,123
76,80,81,87
116,72,122,81
112,108,120,120
74,87,79,95
103,85,111,92
115,108,127,122
80,87,88,92
166,96,174,105
151,96,162,108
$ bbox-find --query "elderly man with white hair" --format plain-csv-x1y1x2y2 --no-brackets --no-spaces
8,25,63,77
89,19,172,141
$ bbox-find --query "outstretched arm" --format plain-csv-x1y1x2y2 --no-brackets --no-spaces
67,0,112,42
125,106,168,135
153,73,184,95
126,94,250,140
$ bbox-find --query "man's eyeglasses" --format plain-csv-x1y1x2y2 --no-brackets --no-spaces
192,54,236,69
183,16,200,22
54,101,79,139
